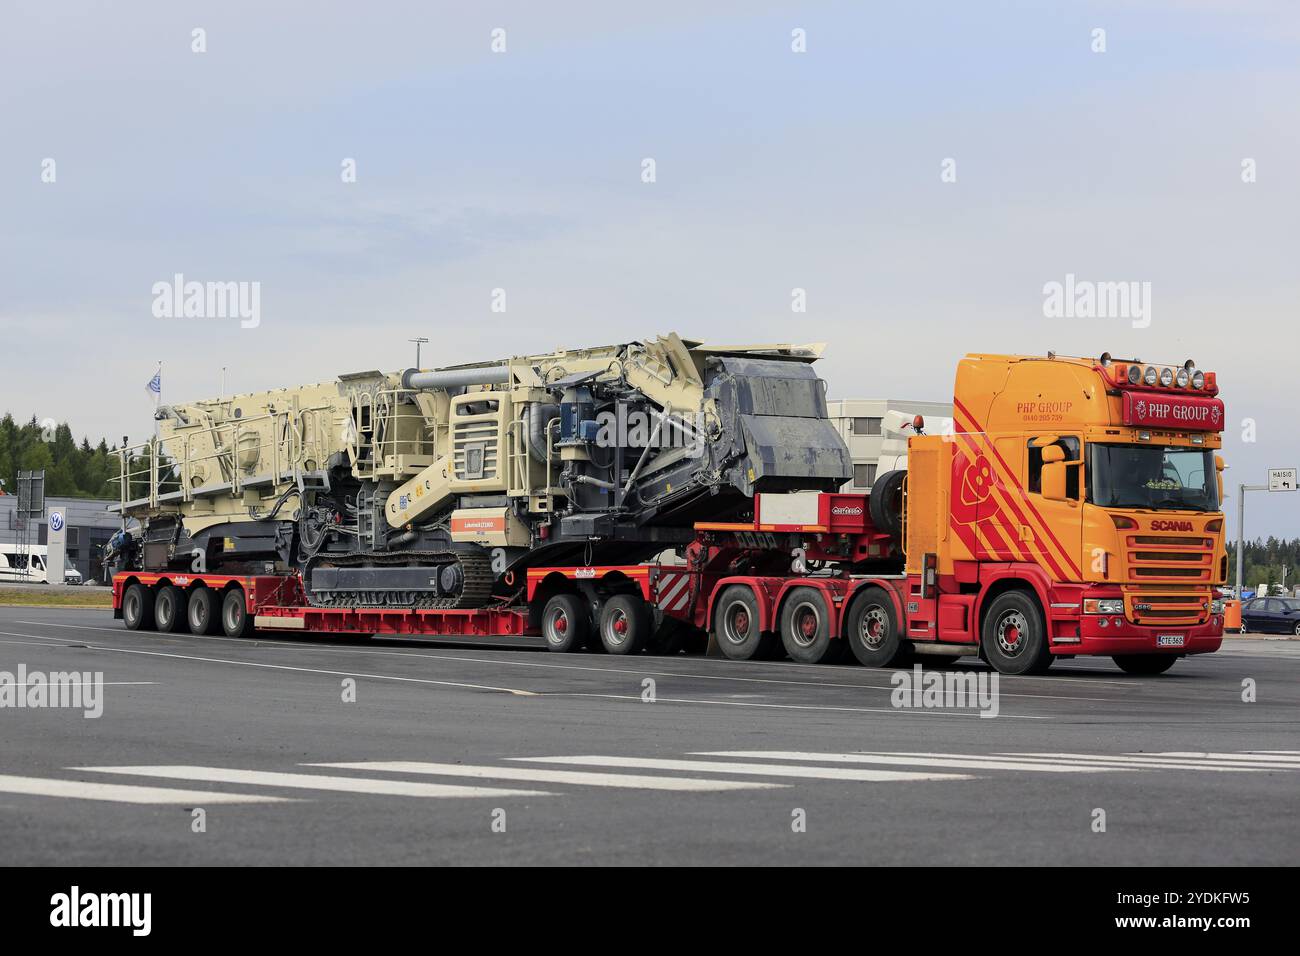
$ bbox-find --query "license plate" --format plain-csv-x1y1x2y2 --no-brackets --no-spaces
1156,634,1185,647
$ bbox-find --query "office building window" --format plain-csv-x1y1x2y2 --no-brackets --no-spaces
854,464,878,488
852,417,882,436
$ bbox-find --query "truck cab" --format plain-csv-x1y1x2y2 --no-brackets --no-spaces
904,352,1226,673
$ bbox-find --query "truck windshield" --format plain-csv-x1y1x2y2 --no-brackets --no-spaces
1088,444,1219,512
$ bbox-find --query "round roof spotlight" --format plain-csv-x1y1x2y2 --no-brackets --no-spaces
1143,365,1159,386
1191,370,1206,389
1128,364,1143,385
1099,352,1113,367
1159,367,1174,387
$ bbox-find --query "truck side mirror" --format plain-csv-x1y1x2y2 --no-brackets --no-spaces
1215,454,1225,504
1042,462,1068,501
1040,444,1080,502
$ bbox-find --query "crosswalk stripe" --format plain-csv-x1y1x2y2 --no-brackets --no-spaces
694,751,1129,773
511,756,972,782
1140,752,1300,764
309,761,788,792
999,753,1300,772
76,766,552,798
0,774,291,805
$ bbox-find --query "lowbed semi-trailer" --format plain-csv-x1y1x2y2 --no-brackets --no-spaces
112,350,1229,675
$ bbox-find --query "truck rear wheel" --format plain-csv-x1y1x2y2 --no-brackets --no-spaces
1112,654,1178,675
845,587,907,667
122,583,154,631
714,585,772,660
980,590,1051,675
541,593,589,653
187,588,220,635
220,588,256,639
154,585,187,634
598,594,650,655
780,587,843,664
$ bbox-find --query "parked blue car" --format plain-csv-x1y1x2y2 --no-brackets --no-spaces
1240,597,1300,635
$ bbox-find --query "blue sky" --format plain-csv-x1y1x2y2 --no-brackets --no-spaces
1,0,1298,537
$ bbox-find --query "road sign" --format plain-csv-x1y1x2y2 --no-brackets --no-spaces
16,470,45,518
1268,468,1297,492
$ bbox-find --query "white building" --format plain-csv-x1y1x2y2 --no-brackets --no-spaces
826,398,954,492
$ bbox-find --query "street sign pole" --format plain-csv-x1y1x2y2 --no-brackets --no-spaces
1236,483,1267,595
1237,468,1299,595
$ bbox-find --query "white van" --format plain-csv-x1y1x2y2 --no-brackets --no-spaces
0,545,83,585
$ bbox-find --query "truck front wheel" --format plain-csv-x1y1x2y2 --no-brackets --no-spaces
1112,654,1178,675
845,587,908,667
221,588,256,638
122,583,155,631
980,590,1052,675
780,587,844,664
541,593,589,653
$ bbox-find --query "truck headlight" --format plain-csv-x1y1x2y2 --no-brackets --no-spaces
1211,599,1224,615
1084,598,1124,615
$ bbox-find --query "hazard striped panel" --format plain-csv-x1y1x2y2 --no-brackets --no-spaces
654,570,695,615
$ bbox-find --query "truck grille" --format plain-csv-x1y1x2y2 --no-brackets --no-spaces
1122,586,1210,626
1122,533,1214,584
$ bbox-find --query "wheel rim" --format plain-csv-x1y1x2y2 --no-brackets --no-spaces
125,591,139,622
791,602,820,648
996,610,1028,656
605,609,629,646
158,593,172,626
722,603,752,645
548,609,568,643
224,600,240,631
858,605,889,650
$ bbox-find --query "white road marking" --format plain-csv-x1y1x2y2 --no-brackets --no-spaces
998,753,1300,771
512,756,972,782
0,774,291,805
77,766,552,798
0,630,535,696
537,692,1049,718
695,751,1130,773
1135,751,1300,765
11,620,1141,691
308,761,787,792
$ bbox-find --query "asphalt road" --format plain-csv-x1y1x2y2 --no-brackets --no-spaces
0,606,1296,865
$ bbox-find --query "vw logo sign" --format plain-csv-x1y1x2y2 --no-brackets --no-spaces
49,511,65,532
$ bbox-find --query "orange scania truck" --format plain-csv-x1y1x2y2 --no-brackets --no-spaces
891,351,1228,673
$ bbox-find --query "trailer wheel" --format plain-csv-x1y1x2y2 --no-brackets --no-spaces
845,587,906,667
780,587,844,664
541,593,589,653
1112,654,1178,675
187,588,220,636
713,586,770,660
980,590,1051,675
122,583,154,631
154,584,187,634
869,469,907,538
220,588,256,639
599,594,651,655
